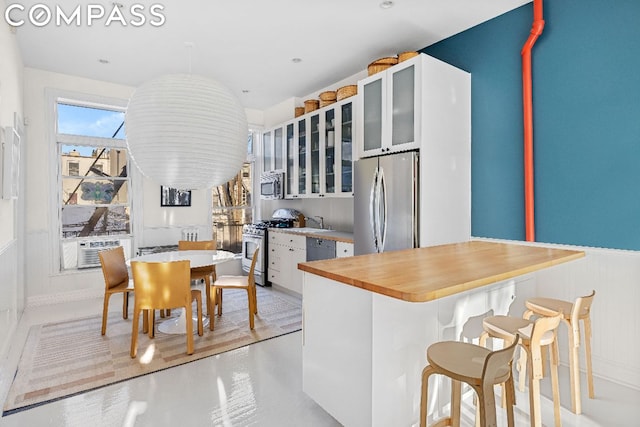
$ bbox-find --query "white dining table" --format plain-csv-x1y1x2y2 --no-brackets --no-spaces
128,249,236,334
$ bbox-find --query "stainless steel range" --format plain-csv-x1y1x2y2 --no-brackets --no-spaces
241,210,299,286
241,223,267,286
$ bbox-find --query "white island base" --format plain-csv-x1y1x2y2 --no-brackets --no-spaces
302,272,534,427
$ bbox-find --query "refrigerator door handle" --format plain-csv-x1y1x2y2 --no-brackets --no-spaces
369,166,379,252
378,167,388,252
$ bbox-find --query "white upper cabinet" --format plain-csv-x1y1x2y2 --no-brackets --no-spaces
285,99,354,199
283,114,309,199
357,55,422,158
285,121,297,198
336,101,354,196
262,126,285,173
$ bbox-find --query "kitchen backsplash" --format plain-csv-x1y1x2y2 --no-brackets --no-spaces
260,197,354,232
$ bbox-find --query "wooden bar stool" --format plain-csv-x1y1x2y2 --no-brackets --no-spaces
523,290,596,414
480,313,563,427
420,336,520,427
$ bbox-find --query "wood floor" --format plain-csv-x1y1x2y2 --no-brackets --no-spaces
0,290,638,426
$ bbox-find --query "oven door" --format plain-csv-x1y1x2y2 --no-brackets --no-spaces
242,233,264,284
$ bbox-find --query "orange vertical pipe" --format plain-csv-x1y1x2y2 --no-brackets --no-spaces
521,0,545,242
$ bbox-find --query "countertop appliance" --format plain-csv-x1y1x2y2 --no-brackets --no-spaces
354,151,418,255
260,171,284,200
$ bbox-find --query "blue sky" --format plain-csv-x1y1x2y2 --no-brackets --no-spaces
58,103,125,155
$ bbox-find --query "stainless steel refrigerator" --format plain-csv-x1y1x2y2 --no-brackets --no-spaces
354,151,419,255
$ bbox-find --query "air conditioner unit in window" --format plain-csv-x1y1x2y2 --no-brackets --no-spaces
77,239,121,269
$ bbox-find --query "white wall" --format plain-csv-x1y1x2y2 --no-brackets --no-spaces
139,177,212,248
0,11,23,245
0,2,25,358
22,68,135,302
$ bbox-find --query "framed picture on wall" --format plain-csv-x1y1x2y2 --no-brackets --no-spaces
160,186,191,207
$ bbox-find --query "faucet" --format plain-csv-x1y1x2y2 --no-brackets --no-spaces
305,216,324,229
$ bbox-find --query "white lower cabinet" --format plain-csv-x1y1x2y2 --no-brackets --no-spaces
268,231,306,294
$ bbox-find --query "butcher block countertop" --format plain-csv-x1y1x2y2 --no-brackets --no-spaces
298,240,585,302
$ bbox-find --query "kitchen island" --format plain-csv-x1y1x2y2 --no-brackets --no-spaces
298,240,585,427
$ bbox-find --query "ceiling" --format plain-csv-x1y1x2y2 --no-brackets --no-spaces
11,0,530,111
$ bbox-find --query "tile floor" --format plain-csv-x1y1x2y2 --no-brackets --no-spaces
0,288,638,426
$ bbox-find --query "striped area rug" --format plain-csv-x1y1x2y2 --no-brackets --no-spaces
2,287,301,415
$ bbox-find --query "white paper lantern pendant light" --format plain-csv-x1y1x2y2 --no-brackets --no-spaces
125,73,248,189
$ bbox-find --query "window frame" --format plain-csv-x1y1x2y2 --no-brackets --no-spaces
47,90,138,274
210,128,260,253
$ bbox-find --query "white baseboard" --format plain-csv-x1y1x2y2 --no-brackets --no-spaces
591,355,640,392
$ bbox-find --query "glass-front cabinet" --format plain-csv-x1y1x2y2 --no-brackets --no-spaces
297,117,307,196
284,117,308,200
310,114,321,196
262,130,272,173
324,108,336,196
285,122,296,196
284,99,354,199
262,126,285,173
357,54,421,158
339,102,353,194
274,127,284,171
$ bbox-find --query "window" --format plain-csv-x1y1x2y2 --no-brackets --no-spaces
212,131,256,253
55,100,131,269
68,161,79,176
60,145,129,238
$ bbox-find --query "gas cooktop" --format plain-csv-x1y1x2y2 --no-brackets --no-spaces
243,219,293,235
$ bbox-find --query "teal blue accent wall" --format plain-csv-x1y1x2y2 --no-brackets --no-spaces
424,0,640,250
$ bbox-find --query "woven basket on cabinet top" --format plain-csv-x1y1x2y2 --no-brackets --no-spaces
398,51,419,62
319,100,336,108
319,91,337,101
304,99,319,113
294,107,305,117
336,85,357,100
367,56,398,76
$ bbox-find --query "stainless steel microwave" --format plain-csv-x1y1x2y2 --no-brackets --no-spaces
260,171,284,200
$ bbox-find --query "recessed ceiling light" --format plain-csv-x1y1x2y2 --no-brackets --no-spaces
380,1,394,9
292,58,302,63
98,59,110,64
